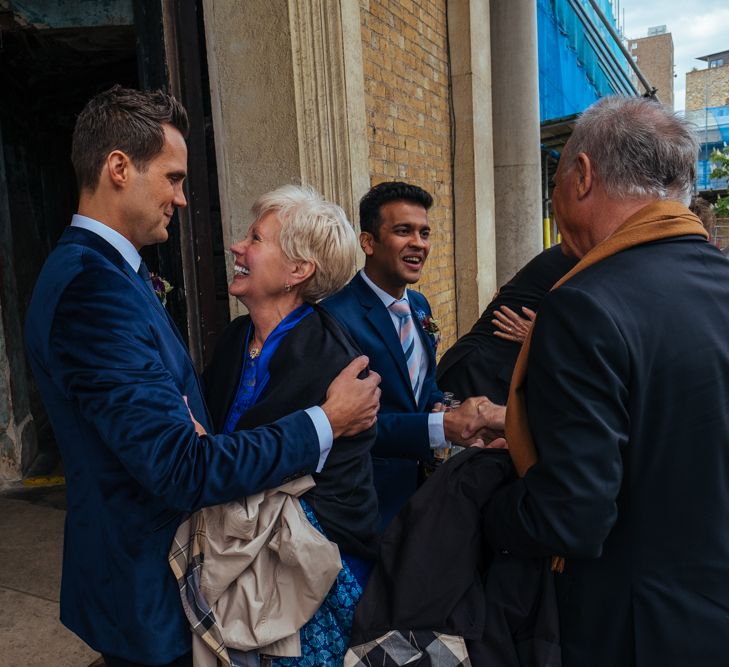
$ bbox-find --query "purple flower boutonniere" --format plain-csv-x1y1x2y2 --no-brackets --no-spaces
149,273,173,307
416,309,441,350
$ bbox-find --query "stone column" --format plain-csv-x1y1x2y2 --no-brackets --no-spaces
202,0,369,317
448,0,497,334
288,0,370,228
490,0,543,284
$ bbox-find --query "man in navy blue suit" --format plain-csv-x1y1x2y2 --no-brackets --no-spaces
470,96,729,665
322,182,488,530
24,86,381,667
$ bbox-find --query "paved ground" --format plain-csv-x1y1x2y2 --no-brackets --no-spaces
0,482,100,666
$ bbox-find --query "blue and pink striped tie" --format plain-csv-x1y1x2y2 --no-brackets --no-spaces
389,299,421,396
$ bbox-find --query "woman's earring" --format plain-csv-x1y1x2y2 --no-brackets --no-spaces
284,282,292,292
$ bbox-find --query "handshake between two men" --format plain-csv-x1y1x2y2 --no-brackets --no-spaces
434,396,508,449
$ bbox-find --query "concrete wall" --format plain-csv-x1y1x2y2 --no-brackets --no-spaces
359,0,457,350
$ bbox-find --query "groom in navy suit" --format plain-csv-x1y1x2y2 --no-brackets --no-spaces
24,86,380,667
323,182,485,530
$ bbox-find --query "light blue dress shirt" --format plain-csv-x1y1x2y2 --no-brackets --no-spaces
70,214,333,470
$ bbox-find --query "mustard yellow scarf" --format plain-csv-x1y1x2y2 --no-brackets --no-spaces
504,200,707,571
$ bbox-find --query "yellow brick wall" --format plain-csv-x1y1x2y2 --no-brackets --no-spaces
686,65,729,111
359,0,456,353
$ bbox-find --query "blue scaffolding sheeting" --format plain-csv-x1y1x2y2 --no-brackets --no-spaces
695,105,729,191
538,0,634,123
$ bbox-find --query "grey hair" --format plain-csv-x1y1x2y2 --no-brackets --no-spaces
251,185,357,302
561,96,698,205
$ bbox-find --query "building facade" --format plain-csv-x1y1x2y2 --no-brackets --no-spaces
1,0,632,482
628,27,674,110
685,49,729,193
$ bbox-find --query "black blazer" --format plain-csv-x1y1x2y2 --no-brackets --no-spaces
350,448,560,666
437,245,576,404
203,305,380,560
485,237,729,665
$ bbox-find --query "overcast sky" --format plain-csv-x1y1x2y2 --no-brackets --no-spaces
621,0,729,110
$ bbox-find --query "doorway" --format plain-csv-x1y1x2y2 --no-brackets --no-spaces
0,1,228,478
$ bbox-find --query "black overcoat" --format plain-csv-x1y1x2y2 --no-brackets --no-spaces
485,236,729,666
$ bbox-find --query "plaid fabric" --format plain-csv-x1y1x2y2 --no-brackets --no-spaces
345,631,470,666
169,512,232,667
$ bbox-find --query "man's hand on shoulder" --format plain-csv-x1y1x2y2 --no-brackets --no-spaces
322,356,381,438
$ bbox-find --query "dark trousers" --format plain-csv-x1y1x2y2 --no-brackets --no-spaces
102,653,192,667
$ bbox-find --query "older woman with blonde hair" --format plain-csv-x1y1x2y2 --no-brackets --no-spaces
201,185,378,665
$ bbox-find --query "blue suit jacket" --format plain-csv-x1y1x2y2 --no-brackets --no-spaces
24,227,319,664
322,273,442,529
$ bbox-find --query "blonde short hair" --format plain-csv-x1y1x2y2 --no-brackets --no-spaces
251,185,357,302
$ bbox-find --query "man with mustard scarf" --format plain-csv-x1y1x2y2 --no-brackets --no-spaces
468,96,729,666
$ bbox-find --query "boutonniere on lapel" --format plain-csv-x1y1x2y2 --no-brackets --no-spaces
150,273,173,307
415,309,441,350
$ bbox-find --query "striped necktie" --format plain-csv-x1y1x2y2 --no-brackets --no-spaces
389,299,421,396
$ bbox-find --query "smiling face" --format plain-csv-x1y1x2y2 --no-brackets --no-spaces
121,124,188,249
361,200,431,298
229,211,294,308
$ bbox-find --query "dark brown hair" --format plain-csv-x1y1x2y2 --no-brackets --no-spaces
71,85,189,193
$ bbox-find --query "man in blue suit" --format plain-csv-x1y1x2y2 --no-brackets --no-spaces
24,86,380,667
322,182,485,530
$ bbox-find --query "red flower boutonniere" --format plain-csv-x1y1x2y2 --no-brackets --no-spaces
416,309,441,349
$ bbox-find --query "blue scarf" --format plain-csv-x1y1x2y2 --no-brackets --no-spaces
223,303,313,434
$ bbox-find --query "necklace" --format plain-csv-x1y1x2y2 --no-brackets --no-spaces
248,343,261,359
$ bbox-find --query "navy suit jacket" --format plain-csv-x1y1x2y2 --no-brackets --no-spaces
484,236,729,665
322,273,442,529
24,227,319,664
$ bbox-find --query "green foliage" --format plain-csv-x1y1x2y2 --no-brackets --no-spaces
710,146,729,218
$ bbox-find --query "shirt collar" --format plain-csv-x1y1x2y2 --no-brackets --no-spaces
359,268,410,308
71,214,142,272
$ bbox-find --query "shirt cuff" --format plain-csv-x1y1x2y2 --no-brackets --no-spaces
428,411,448,449
304,406,333,472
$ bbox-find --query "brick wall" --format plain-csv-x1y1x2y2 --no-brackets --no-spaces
686,65,729,111
359,0,456,352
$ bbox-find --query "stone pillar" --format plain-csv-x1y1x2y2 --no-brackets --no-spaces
202,0,369,317
288,0,370,228
448,0,497,334
202,0,302,318
490,0,543,284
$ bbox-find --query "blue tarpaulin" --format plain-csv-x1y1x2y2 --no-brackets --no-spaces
538,0,634,123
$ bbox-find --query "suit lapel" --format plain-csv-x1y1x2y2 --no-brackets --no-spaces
61,226,189,351
352,274,417,407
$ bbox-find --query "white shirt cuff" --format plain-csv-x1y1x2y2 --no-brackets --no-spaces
428,411,448,449
305,406,333,472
